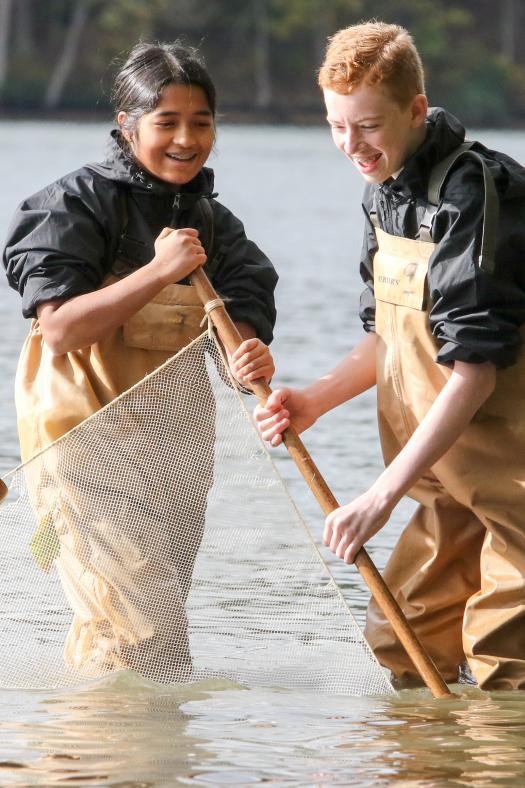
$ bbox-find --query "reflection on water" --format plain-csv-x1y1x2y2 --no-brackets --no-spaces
2,677,525,786
0,674,215,784
0,122,524,785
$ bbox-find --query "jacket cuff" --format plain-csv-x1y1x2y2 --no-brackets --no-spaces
21,275,91,319
436,340,517,370
225,306,274,346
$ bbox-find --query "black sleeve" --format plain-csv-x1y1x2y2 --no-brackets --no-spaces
358,197,378,334
3,176,111,318
209,201,278,345
428,162,525,369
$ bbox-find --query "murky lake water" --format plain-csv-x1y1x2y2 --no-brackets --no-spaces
0,121,524,785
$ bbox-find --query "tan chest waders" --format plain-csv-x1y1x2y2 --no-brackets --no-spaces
364,146,525,690
15,268,209,678
4,224,395,693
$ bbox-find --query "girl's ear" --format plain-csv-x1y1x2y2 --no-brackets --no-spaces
117,111,132,143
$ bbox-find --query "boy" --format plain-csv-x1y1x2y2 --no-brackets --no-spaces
255,21,525,689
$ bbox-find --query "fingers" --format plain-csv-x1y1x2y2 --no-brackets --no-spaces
323,509,362,565
230,337,259,363
153,227,207,279
254,389,289,423
231,339,267,371
253,389,290,445
155,226,199,240
176,229,205,256
231,339,275,383
324,497,390,565
155,227,202,251
258,410,291,444
156,227,173,240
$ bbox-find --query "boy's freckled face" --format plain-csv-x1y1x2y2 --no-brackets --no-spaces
324,82,428,184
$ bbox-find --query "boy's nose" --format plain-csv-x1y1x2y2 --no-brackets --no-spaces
343,127,361,156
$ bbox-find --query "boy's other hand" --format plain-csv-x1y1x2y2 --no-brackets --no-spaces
254,388,317,446
323,491,392,563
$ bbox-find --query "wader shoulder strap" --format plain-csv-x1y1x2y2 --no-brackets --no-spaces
419,141,499,273
369,191,380,229
189,197,222,279
116,186,130,248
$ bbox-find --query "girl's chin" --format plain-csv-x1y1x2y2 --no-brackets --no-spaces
157,170,198,186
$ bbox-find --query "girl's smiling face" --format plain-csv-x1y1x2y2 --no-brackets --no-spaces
324,82,428,184
118,82,215,186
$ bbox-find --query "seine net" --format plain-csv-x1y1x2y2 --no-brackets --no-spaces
0,332,393,695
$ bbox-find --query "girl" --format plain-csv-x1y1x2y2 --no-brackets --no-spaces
3,41,278,681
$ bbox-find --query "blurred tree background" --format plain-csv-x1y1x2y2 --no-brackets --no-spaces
0,0,524,126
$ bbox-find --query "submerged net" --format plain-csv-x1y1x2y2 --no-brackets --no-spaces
0,332,393,695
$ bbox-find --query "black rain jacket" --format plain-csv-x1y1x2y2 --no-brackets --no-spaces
3,131,278,345
359,107,525,369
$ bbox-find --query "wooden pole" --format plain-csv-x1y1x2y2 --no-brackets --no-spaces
0,480,7,501
191,266,454,698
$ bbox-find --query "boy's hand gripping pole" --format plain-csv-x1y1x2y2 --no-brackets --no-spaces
190,265,454,699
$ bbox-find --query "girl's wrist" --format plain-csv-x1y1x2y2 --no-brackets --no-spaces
147,255,171,288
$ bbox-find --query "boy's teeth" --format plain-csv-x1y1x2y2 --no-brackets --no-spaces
357,154,380,164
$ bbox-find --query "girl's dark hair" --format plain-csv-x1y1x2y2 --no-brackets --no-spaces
113,41,216,136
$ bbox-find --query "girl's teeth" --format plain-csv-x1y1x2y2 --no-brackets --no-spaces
168,153,194,161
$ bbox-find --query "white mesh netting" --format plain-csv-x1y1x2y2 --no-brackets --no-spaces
0,332,393,695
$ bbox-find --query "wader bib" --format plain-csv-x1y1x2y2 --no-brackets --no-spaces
364,147,525,690
14,239,211,679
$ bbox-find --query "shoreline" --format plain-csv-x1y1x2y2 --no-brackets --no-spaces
2,106,525,130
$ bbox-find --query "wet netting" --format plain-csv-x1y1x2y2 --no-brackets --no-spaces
0,332,393,695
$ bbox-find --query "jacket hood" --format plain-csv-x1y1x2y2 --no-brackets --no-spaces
392,107,525,202
389,107,465,198
85,129,215,203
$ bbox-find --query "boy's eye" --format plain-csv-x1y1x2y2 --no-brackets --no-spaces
361,124,379,131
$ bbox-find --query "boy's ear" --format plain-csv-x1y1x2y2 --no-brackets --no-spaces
411,94,428,127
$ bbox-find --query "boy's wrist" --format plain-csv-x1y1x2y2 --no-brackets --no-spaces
302,381,331,420
368,468,405,515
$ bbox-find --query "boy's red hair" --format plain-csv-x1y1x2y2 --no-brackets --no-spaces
318,21,425,106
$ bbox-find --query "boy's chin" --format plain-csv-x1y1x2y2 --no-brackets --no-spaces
361,172,387,185
361,168,398,185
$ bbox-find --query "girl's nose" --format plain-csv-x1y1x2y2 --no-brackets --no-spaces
173,124,195,146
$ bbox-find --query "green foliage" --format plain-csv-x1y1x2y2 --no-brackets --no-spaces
437,55,515,127
1,0,525,125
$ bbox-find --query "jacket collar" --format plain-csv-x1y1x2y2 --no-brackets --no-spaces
381,107,466,199
86,129,215,202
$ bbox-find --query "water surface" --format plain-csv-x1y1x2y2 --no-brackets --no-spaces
0,122,524,786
